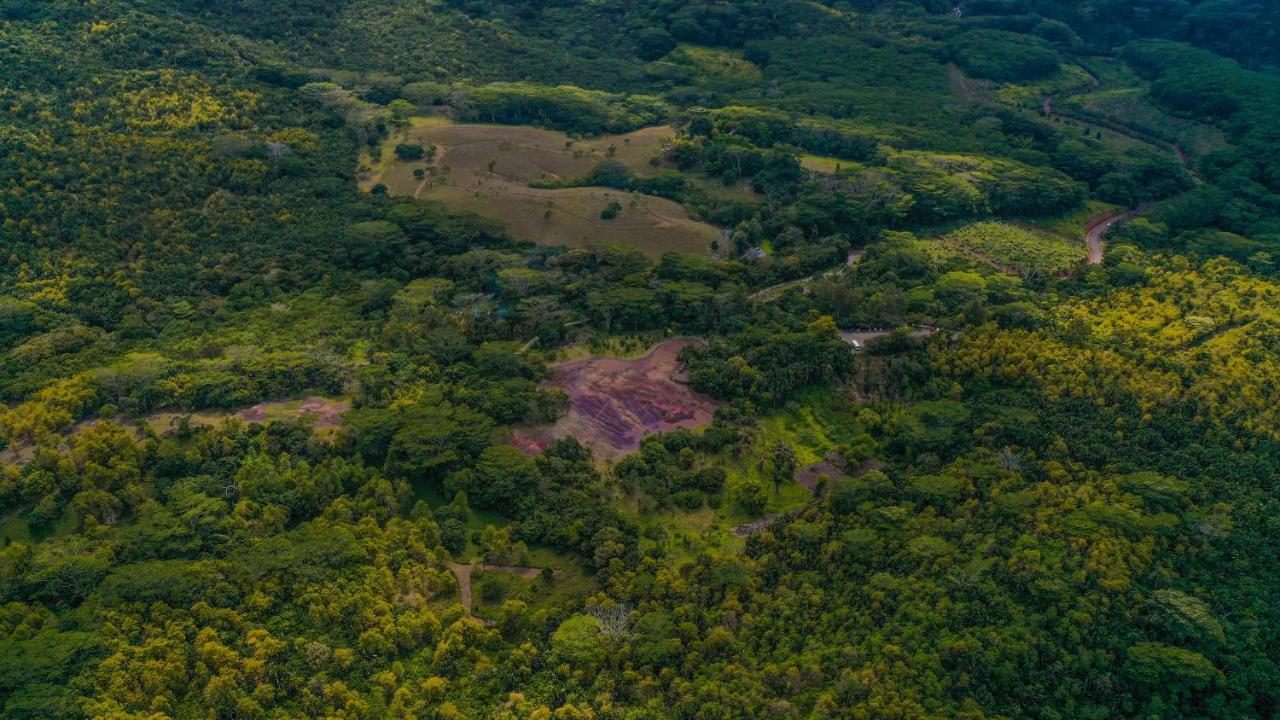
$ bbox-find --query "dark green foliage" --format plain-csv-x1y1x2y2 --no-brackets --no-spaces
2,1,1280,718
947,29,1061,81
393,142,425,160
459,82,669,133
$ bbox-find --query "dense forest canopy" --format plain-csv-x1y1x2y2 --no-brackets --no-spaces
1,1,1278,719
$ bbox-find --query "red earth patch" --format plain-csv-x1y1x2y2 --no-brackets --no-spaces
511,339,720,461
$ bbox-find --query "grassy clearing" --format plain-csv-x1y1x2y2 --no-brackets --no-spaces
548,333,669,363
1066,88,1230,157
632,391,861,558
800,154,866,174
720,392,859,515
470,558,595,620
0,509,32,544
360,120,721,257
409,480,508,560
646,44,764,90
0,394,351,468
944,221,1085,275
1024,199,1121,239
134,395,350,438
1,505,77,545
995,64,1095,107
1073,59,1228,147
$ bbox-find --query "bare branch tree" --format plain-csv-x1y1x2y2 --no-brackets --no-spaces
587,602,634,645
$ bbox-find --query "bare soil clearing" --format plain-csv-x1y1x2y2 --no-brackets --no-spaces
361,121,720,258
510,339,719,461
795,454,846,498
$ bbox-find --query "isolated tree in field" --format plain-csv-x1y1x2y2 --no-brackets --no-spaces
395,143,425,161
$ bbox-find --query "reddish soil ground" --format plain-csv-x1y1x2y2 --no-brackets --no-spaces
511,339,719,461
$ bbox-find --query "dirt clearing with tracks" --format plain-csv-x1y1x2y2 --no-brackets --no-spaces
510,339,719,461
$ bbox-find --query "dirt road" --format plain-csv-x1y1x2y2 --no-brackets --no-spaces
1083,209,1140,265
1043,66,1195,177
446,562,475,617
446,562,546,620
749,248,865,302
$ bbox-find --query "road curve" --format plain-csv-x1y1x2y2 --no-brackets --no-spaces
1043,65,1196,179
1083,210,1137,265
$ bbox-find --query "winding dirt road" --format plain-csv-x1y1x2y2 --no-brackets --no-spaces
749,249,865,302
1083,210,1137,265
1042,65,1196,177
1040,64,1196,265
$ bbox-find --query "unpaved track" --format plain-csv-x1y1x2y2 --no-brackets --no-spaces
446,562,475,617
749,249,865,302
1084,210,1131,265
447,562,546,621
1040,64,1182,266
0,503,27,528
1043,65,1196,178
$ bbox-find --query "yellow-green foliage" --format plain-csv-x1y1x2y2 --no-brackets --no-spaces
937,256,1280,437
80,70,260,131
0,376,98,444
888,151,1085,220
995,64,1093,106
944,221,1085,275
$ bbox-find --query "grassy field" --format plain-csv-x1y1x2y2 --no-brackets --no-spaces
1066,88,1230,158
549,333,671,363
994,63,1095,107
1024,199,1121,239
360,119,721,258
943,221,1086,275
630,390,862,559
470,553,595,621
647,44,764,91
799,154,866,174
1064,58,1231,159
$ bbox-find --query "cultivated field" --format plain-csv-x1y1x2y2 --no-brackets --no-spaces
943,221,1085,276
360,120,721,258
509,339,719,461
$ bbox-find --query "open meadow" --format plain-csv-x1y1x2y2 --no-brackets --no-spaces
360,119,722,257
